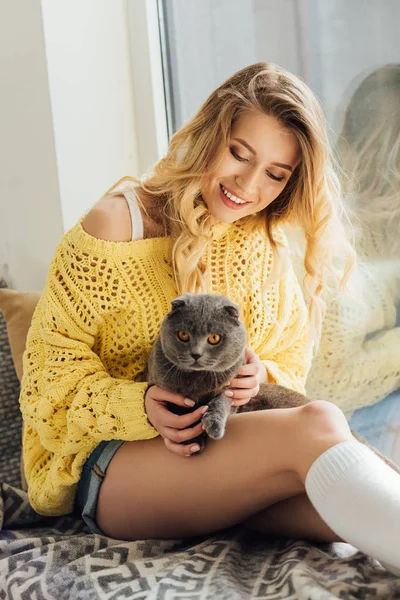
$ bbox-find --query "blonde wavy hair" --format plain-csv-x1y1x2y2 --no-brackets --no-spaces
106,62,355,341
336,64,400,257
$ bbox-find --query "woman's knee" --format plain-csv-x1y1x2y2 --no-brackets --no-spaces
292,400,353,481
299,400,351,439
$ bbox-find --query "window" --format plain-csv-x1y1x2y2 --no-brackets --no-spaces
158,0,400,462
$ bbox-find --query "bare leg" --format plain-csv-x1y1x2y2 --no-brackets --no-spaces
242,493,343,543
97,401,353,541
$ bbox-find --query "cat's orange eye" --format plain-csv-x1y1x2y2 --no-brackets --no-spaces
177,330,190,342
208,333,221,345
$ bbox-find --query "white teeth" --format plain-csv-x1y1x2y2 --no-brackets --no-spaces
221,185,247,205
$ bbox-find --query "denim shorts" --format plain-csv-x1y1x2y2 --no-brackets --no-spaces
74,439,125,535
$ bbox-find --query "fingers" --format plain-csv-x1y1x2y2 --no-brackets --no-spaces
149,385,196,407
150,386,196,408
162,418,205,445
162,407,207,457
224,375,260,398
163,436,203,457
244,346,256,358
163,404,208,429
224,374,260,406
234,363,257,377
232,397,254,407
229,386,259,401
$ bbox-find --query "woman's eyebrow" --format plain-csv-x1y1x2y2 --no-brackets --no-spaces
232,137,293,172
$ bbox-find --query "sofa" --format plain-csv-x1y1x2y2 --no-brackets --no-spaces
0,281,399,599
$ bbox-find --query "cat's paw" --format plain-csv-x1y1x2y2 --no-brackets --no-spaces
202,412,226,440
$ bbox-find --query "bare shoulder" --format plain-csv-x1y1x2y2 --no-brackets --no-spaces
82,194,132,242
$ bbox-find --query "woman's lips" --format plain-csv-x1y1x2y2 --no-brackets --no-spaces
219,185,250,210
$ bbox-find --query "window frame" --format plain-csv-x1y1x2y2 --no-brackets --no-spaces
126,0,169,174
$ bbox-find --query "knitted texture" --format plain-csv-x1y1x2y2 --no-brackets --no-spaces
20,218,311,516
305,225,400,416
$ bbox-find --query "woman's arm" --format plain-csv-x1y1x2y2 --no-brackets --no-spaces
20,198,159,456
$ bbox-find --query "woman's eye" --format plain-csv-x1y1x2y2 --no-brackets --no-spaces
230,146,285,182
229,147,247,162
177,330,190,342
208,333,221,345
266,171,285,183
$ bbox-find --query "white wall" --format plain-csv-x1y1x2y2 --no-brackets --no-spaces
0,0,143,290
0,0,63,292
41,0,140,232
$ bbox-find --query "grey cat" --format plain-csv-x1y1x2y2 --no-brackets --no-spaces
144,293,246,446
143,293,400,474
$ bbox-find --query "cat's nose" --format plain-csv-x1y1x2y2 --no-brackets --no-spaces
191,353,201,361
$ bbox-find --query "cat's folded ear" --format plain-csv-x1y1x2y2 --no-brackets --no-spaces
224,304,240,322
170,298,186,312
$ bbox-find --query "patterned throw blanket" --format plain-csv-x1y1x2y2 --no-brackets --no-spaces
1,484,399,599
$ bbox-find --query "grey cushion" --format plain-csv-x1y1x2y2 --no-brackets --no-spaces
0,280,22,488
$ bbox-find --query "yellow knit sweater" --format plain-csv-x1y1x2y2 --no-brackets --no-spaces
20,217,311,516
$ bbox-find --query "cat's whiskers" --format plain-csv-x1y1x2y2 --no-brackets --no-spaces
163,360,181,381
204,358,216,369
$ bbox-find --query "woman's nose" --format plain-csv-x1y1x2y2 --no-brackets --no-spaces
236,167,261,196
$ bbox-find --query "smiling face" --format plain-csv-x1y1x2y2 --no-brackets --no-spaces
201,110,301,223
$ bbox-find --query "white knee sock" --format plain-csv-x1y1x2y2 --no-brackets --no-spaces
305,440,400,574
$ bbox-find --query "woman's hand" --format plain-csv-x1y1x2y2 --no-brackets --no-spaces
144,385,208,457
224,347,267,407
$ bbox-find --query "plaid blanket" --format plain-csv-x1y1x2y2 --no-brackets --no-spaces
1,483,399,599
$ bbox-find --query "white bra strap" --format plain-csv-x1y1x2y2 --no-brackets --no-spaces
121,190,144,241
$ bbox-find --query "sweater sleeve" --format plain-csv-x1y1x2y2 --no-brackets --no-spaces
254,266,312,394
20,237,159,455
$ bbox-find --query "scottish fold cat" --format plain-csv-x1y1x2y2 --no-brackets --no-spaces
143,293,400,473
144,293,246,445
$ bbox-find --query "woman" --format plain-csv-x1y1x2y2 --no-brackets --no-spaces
19,62,400,574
